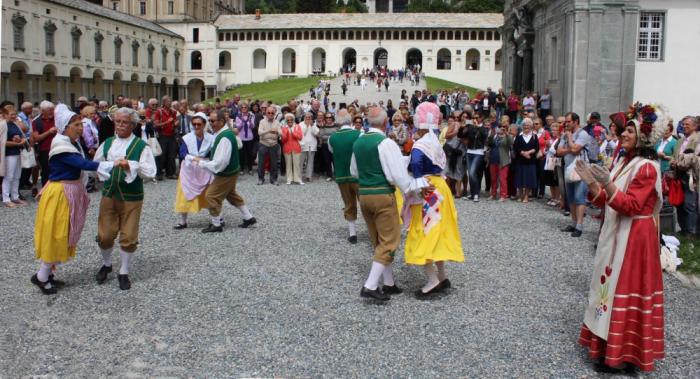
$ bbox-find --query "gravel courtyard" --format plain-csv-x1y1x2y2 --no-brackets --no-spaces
1,176,699,377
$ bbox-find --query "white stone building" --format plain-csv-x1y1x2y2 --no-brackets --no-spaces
2,0,185,105
172,13,504,102
502,0,699,121
1,0,503,105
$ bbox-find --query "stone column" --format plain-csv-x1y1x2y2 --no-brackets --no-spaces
2,74,10,102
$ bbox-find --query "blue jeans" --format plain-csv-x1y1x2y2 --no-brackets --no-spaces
565,180,588,206
466,153,485,197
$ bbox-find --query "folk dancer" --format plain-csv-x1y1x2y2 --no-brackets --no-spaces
198,110,256,233
174,112,215,229
403,102,464,297
31,104,116,294
94,108,157,290
351,107,432,301
328,109,361,244
575,104,667,373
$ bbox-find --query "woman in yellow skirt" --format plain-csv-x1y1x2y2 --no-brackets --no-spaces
32,104,119,295
173,112,214,229
404,102,464,297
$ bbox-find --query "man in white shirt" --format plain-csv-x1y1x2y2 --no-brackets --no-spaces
93,108,157,290
197,109,256,233
350,107,433,302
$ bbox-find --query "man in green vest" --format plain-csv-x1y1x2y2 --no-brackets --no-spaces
197,109,256,233
351,106,433,302
328,109,361,244
94,108,157,291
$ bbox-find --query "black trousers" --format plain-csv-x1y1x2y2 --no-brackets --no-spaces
240,140,256,172
319,143,334,178
158,135,178,177
38,150,50,186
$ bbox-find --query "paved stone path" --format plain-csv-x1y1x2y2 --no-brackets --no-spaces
1,176,699,377
299,74,426,110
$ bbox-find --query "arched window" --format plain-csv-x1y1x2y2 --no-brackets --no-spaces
253,49,266,69
161,46,168,71
437,48,451,70
174,50,180,72
466,49,480,70
219,51,231,70
190,50,202,70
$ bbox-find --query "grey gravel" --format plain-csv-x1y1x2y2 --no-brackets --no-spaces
1,176,699,377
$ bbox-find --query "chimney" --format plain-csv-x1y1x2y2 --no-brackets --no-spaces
255,9,261,20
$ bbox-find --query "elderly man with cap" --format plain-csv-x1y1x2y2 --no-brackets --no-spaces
93,107,157,290
173,112,215,229
404,102,464,297
351,106,433,302
328,109,362,244
31,104,118,295
195,109,256,233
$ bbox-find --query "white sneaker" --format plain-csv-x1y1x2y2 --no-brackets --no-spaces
473,195,480,202
299,182,305,185
326,177,333,182
286,181,292,185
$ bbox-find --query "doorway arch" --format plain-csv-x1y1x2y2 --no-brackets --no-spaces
405,48,422,69
342,48,357,71
374,48,388,68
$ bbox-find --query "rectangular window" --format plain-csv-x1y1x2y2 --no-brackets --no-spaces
162,51,168,70
638,12,664,61
132,47,139,66
95,40,102,62
193,28,199,43
140,2,146,15
112,2,118,10
45,33,55,56
168,1,174,15
175,54,179,72
115,45,121,64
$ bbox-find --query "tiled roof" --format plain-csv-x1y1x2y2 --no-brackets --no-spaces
215,13,503,30
48,0,183,39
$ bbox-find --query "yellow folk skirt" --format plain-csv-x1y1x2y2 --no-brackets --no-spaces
395,187,404,225
404,176,465,265
34,182,76,263
174,178,209,214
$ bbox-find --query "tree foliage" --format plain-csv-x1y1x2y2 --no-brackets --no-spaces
245,0,500,14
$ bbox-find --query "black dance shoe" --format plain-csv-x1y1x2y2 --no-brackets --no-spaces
48,274,66,288
360,287,390,301
348,235,358,244
382,284,403,295
31,274,57,295
96,265,113,284
173,223,187,230
202,224,223,233
438,279,452,290
560,225,576,232
118,274,131,290
414,284,443,299
238,217,257,228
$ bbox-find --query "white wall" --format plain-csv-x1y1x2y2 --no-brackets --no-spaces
634,0,700,122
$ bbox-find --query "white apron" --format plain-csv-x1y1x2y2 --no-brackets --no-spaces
583,157,661,339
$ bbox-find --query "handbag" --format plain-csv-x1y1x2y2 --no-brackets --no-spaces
147,137,162,157
20,146,37,168
565,153,588,183
544,155,559,171
668,177,685,206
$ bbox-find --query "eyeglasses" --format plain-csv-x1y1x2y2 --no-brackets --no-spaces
266,112,275,115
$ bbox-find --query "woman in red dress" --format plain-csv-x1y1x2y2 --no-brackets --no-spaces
575,106,668,373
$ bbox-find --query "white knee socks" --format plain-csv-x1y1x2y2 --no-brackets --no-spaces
180,213,188,224
347,220,356,237
37,262,52,284
237,205,253,220
436,261,447,281
211,215,223,227
382,265,395,286
101,247,113,267
422,263,440,293
119,249,132,275
364,261,386,291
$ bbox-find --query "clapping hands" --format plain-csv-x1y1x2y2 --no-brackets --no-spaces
575,160,596,186
590,164,611,186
